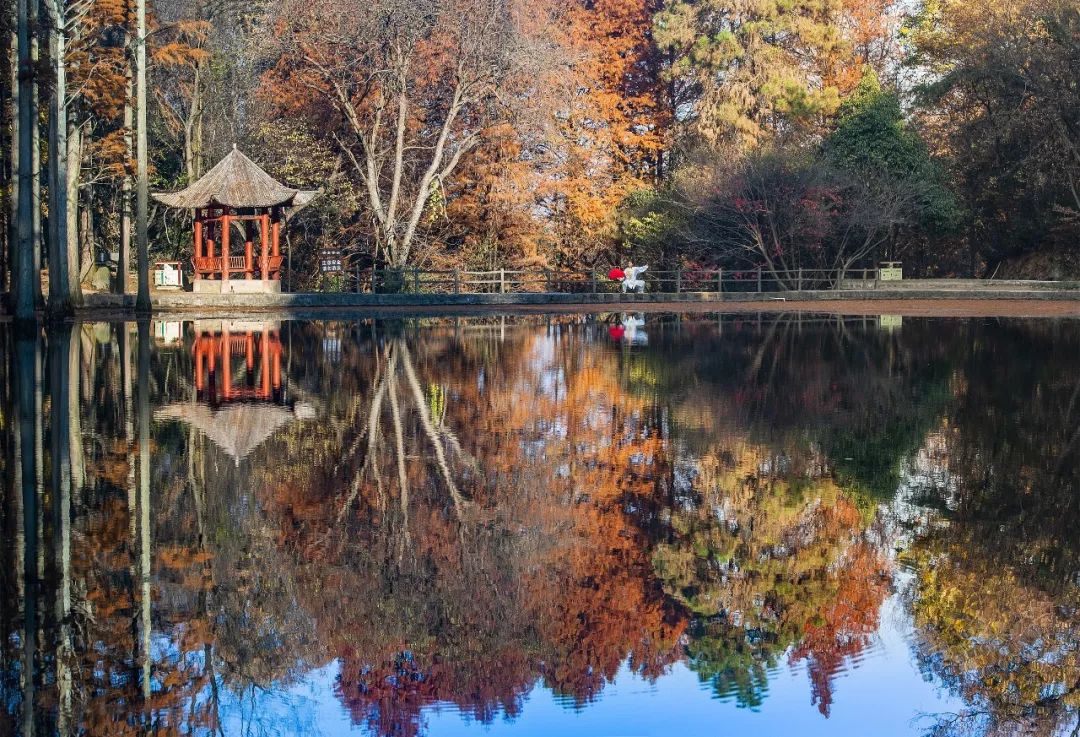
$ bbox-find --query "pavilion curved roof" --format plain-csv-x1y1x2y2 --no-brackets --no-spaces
152,146,318,210
155,400,317,462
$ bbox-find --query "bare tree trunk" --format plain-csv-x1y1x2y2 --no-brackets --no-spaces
13,0,38,319
135,0,150,312
46,0,77,314
70,123,90,282
118,11,133,295
31,0,41,307
5,0,17,296
184,60,205,182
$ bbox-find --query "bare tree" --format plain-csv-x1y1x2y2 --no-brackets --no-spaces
690,152,918,289
135,0,149,311
13,0,39,319
45,0,82,313
273,0,519,269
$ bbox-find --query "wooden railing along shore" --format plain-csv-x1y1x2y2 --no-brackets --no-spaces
342,267,884,295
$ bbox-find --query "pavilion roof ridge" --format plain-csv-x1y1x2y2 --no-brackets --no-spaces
152,147,318,211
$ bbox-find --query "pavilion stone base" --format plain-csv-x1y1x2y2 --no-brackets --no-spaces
192,279,282,295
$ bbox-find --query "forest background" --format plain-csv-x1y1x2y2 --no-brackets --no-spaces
2,0,1079,293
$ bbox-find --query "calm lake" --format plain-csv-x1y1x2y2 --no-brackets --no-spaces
2,313,1078,737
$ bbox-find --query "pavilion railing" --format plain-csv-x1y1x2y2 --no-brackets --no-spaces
343,267,884,295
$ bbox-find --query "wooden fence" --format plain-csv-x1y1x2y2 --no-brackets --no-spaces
343,267,883,295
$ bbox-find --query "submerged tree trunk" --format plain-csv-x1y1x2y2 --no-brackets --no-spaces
48,325,74,732
136,319,152,701
13,327,40,736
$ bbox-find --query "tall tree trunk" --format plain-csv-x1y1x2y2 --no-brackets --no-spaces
46,0,78,315
13,0,38,319
31,0,40,307
69,121,88,282
118,28,133,295
184,60,205,182
79,184,94,281
5,0,17,296
135,0,150,312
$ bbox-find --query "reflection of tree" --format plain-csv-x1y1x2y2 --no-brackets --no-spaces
15,315,1076,737
651,440,890,713
908,321,1080,737
259,322,687,736
634,316,956,501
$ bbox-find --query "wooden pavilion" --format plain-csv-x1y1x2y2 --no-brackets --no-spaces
153,146,316,294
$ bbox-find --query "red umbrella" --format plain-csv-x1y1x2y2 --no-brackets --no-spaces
608,325,626,340
608,268,626,281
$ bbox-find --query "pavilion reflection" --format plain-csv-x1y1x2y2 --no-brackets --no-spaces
157,320,315,463
192,320,284,405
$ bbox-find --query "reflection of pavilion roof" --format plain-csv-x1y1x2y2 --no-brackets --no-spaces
152,147,318,210
156,401,316,462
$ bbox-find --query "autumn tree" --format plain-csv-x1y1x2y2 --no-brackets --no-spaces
653,0,868,152
910,0,1080,276
264,0,527,269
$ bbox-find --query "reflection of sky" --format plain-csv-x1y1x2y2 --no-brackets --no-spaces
206,593,964,737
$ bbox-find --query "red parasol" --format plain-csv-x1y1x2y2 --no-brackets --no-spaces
608,268,626,281
608,325,626,340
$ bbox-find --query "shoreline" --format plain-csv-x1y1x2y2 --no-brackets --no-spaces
10,286,1080,320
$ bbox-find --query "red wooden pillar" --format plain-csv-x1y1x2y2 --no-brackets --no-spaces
245,332,254,374
207,335,217,372
193,213,204,279
260,213,270,280
206,219,216,279
244,220,254,279
271,208,281,278
221,213,231,284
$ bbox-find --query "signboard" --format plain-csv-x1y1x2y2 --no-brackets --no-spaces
879,262,903,281
153,261,183,288
879,314,903,330
320,249,343,273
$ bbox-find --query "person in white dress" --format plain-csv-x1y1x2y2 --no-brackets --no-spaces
621,265,648,293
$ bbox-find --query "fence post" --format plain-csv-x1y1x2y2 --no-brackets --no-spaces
545,269,552,293
676,267,683,294
413,266,420,292
355,262,360,294
454,269,460,294
797,267,802,291
591,270,597,293
757,267,762,292
500,268,506,293
717,268,723,293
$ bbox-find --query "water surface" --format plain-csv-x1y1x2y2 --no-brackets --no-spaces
2,313,1078,736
